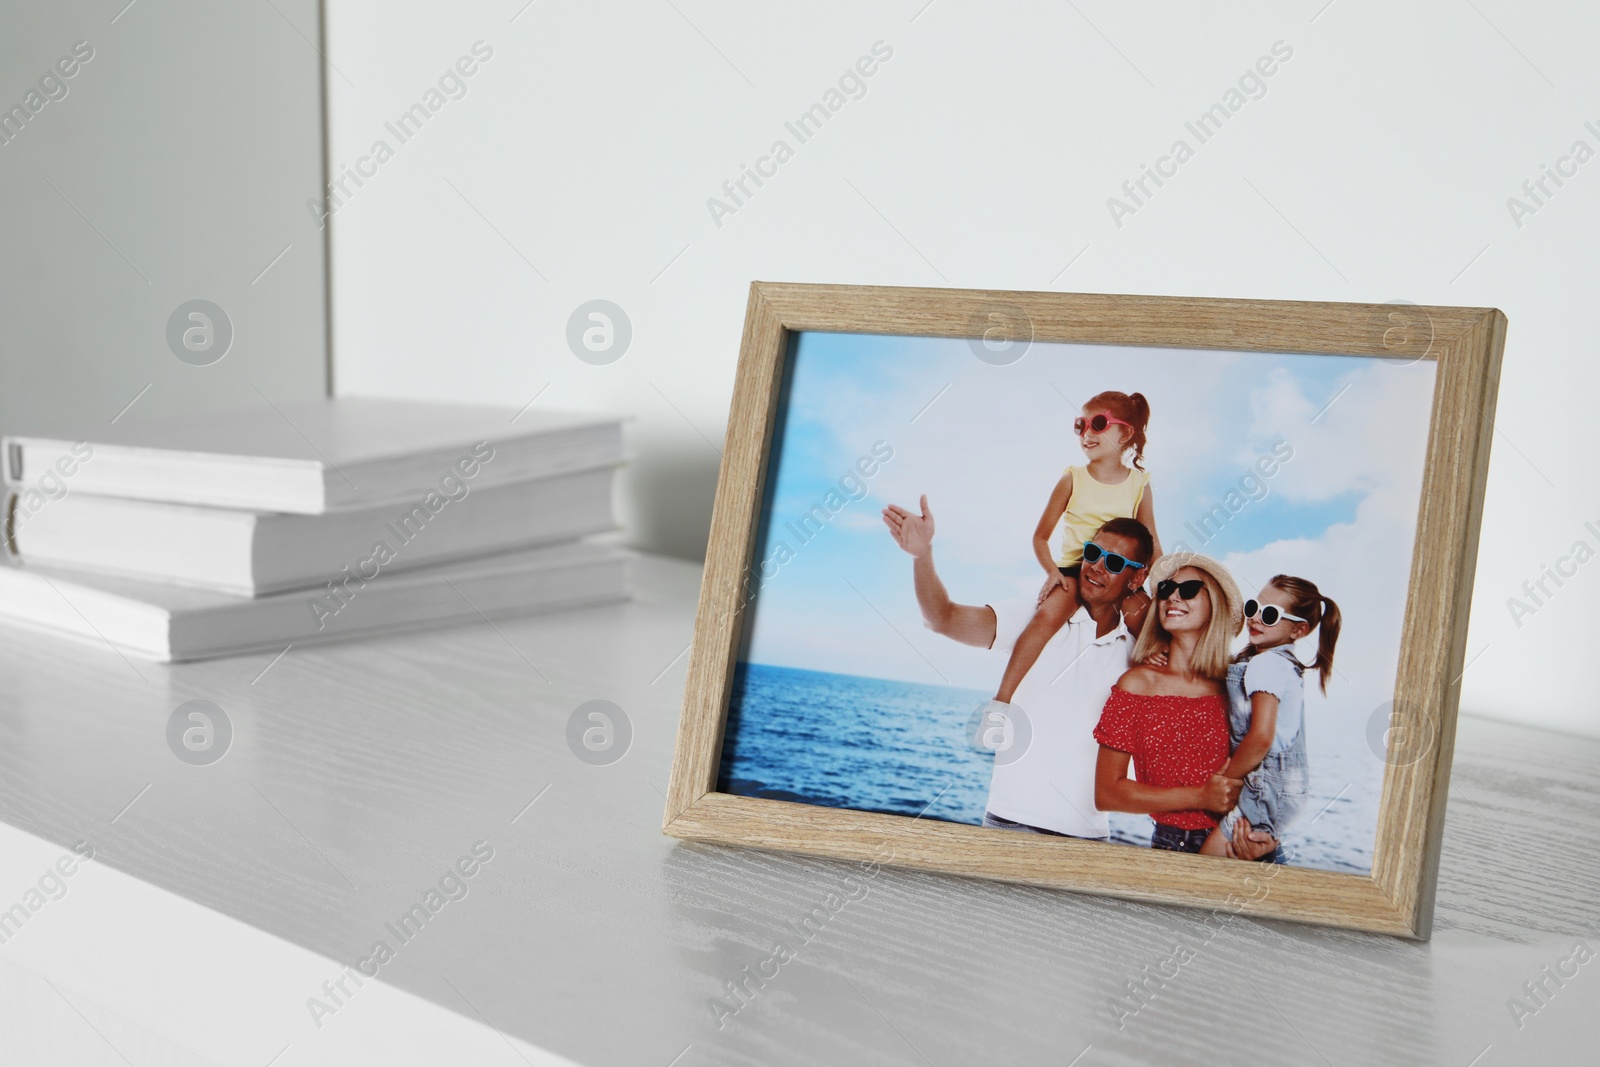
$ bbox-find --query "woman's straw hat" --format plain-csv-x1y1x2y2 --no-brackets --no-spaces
1149,552,1244,636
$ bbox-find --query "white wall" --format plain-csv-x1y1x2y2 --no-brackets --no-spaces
324,0,1600,738
0,0,327,439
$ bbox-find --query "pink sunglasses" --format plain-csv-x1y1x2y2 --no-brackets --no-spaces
1074,411,1134,436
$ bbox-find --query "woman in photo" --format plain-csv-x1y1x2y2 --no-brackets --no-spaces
1092,554,1251,854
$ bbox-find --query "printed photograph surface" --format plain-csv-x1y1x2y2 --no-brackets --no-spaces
719,330,1437,874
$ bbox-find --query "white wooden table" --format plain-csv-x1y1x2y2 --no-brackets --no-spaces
0,554,1594,1066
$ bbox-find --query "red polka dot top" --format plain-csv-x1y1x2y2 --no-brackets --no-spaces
1093,686,1231,830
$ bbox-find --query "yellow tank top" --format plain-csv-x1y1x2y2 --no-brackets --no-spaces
1056,465,1150,566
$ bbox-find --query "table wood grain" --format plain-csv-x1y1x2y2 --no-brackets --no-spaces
0,555,1594,1066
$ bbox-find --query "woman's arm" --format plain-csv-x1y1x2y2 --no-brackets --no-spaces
1095,746,1240,814
1220,692,1278,779
1032,473,1073,575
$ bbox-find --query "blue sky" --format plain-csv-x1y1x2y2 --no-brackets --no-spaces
739,330,1438,716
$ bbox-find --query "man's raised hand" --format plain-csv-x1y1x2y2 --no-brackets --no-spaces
882,494,936,558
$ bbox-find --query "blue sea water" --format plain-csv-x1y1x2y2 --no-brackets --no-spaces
721,663,991,823
721,662,1376,874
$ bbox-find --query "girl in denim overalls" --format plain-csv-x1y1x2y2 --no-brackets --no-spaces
1200,574,1341,862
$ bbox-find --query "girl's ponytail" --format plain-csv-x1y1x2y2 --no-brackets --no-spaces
1311,594,1341,694
1267,575,1341,693
1128,392,1150,471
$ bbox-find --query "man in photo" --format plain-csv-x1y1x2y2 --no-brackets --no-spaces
883,495,1194,838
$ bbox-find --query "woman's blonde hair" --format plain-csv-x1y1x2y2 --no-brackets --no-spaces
1131,567,1234,681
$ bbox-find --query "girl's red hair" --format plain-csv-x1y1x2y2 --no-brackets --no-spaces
1084,390,1151,470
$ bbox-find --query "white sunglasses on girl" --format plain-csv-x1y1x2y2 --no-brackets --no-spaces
1244,599,1306,627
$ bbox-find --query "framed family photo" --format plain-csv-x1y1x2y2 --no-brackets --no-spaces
663,282,1505,938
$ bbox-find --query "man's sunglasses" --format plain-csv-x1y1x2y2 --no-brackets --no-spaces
1244,599,1307,627
1082,541,1145,574
1074,411,1134,437
1155,578,1206,601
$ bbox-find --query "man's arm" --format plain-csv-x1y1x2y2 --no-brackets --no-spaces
882,495,996,648
910,551,997,648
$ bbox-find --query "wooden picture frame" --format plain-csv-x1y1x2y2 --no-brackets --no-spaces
663,282,1505,939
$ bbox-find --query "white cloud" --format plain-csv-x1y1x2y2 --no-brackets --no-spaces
1245,359,1435,504
1222,359,1436,726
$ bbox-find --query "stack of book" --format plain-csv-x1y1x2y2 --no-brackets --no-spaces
0,398,629,662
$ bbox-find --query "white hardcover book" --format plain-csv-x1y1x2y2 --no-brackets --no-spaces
0,542,631,662
6,466,618,596
3,397,623,514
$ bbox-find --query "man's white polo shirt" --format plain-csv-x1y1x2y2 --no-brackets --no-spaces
982,599,1133,837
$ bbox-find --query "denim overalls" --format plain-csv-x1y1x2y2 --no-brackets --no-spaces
1223,647,1310,850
